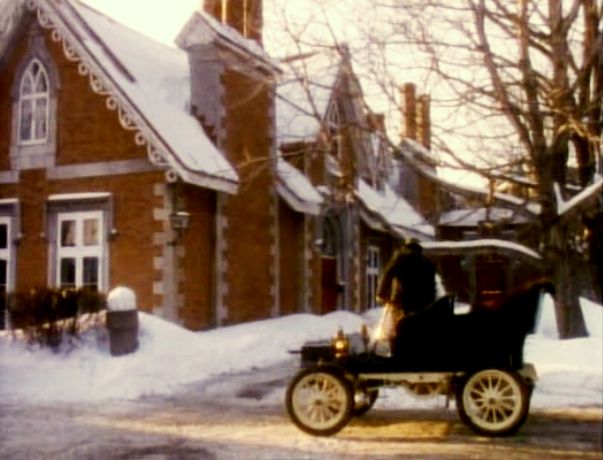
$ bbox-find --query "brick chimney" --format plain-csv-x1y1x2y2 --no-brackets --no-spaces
203,0,263,43
416,94,431,149
401,83,417,140
368,112,385,132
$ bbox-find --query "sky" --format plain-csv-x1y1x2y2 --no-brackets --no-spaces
81,0,200,45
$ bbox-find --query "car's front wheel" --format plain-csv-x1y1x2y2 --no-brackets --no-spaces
456,368,529,436
286,367,353,436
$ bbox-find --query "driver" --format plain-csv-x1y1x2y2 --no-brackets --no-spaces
376,239,436,327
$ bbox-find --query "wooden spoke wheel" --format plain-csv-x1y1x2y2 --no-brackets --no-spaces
456,368,529,436
286,368,353,436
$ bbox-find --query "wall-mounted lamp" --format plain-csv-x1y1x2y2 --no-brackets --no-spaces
169,211,190,244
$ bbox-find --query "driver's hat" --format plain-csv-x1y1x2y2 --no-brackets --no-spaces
403,238,422,252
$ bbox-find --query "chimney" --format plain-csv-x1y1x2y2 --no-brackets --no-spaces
401,83,417,140
203,0,263,43
416,94,431,149
368,113,385,132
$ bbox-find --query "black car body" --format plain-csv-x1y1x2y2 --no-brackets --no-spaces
286,281,552,437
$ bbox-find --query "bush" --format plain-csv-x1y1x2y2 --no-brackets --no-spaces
7,287,106,349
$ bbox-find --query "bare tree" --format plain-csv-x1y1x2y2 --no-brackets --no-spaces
266,0,602,337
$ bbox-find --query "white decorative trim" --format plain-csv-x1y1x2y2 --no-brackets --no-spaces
48,192,111,202
269,186,279,318
352,213,361,313
303,215,313,313
215,193,228,326
47,159,156,180
25,0,171,171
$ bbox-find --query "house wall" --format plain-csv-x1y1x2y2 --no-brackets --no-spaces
278,198,303,315
0,20,179,317
219,68,276,324
179,184,217,330
0,171,165,311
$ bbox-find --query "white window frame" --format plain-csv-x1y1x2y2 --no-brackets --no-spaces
9,29,60,171
55,211,105,291
18,58,50,146
366,244,380,309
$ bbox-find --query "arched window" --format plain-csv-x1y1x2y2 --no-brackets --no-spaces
18,59,49,144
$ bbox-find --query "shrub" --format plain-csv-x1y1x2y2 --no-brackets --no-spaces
7,287,106,350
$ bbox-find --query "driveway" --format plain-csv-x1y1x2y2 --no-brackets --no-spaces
1,360,601,459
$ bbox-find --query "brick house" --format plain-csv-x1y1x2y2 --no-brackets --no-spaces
0,0,285,330
0,0,440,331
276,49,435,314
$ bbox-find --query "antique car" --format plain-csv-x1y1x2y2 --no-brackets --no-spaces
285,281,552,437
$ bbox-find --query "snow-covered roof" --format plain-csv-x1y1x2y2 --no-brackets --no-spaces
356,179,435,239
276,51,342,144
399,141,544,216
399,138,438,167
3,0,239,193
176,10,279,73
422,239,541,260
439,207,530,227
275,157,323,215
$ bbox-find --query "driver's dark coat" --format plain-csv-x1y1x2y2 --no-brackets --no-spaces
377,247,436,314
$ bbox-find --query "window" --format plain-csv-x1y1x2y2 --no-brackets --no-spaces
56,211,104,291
366,245,380,309
325,99,342,159
10,29,60,170
18,59,49,144
0,217,11,329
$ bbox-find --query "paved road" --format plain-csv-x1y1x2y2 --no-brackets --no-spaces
1,362,601,459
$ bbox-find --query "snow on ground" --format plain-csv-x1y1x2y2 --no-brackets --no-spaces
0,296,601,411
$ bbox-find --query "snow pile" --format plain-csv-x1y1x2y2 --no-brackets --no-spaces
0,297,601,410
523,297,603,408
107,286,137,311
0,310,362,403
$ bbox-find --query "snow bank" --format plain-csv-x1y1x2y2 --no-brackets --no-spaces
0,299,601,410
0,310,363,403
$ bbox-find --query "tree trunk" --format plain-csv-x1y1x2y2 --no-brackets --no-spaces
546,224,588,338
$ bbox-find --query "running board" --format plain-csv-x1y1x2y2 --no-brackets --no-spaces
357,372,460,384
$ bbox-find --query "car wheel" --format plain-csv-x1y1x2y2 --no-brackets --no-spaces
456,368,529,436
286,367,353,436
352,386,379,416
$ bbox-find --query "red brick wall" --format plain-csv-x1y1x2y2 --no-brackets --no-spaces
0,170,164,309
0,23,148,166
179,184,216,330
221,68,275,323
278,199,303,315
57,55,148,164
0,23,166,312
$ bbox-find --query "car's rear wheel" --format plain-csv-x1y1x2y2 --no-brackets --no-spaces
352,385,379,416
456,368,529,436
286,367,353,436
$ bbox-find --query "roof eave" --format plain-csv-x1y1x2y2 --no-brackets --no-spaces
276,180,321,215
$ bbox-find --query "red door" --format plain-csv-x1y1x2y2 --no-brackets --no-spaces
321,257,338,314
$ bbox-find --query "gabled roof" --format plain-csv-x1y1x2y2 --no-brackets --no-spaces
1,0,238,193
176,10,279,74
276,50,343,144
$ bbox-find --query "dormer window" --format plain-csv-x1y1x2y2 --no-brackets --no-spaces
18,59,49,144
